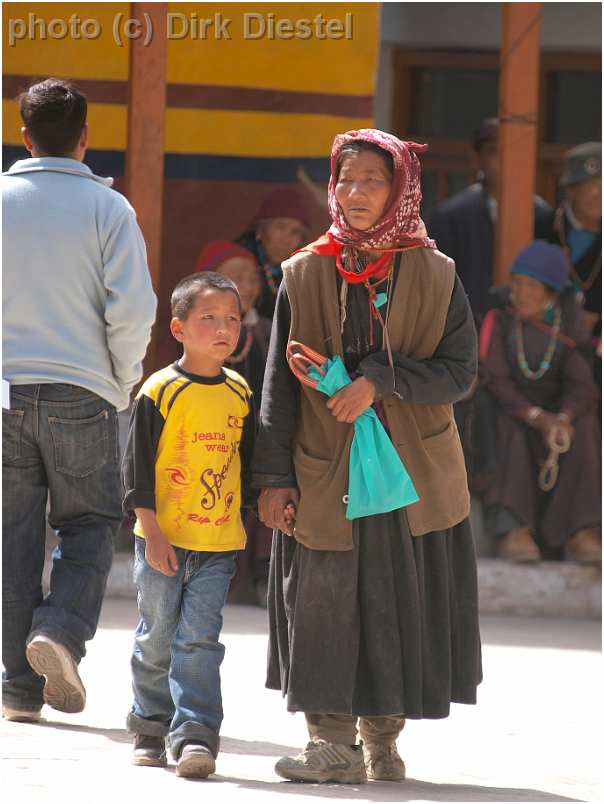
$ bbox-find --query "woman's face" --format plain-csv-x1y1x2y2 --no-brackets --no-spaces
566,177,602,228
335,150,392,230
511,274,553,321
258,218,307,265
217,256,261,314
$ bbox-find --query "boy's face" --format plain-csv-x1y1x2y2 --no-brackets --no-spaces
171,288,241,365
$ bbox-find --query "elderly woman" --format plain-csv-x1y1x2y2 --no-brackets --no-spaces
480,240,601,563
252,129,482,784
236,188,310,319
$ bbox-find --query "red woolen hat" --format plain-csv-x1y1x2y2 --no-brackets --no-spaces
252,188,310,228
195,240,257,273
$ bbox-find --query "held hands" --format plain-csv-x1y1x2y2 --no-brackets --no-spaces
258,487,300,536
533,411,574,447
326,376,376,424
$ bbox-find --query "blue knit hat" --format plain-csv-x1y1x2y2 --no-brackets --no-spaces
510,240,569,292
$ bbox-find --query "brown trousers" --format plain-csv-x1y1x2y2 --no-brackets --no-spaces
306,713,405,746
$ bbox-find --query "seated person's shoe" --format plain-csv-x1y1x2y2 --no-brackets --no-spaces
176,742,216,778
497,527,540,562
565,528,602,564
363,742,406,781
2,704,42,723
25,635,86,713
132,734,167,767
275,739,367,784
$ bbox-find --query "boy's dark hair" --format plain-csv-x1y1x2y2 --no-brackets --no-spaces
171,272,241,320
19,78,87,156
336,140,394,179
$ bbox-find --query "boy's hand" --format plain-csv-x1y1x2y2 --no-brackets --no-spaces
144,532,179,576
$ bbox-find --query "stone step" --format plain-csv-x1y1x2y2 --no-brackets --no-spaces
43,543,601,620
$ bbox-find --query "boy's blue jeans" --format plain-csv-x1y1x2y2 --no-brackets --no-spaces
2,384,119,710
127,537,236,760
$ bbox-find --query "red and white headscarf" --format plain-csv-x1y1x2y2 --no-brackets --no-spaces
327,128,435,251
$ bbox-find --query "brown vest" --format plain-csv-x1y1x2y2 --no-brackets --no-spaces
282,247,471,550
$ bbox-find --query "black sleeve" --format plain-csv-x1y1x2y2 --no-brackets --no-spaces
121,395,165,513
358,275,478,405
240,394,258,508
251,283,300,488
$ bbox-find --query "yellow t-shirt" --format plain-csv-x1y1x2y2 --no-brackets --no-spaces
123,363,253,551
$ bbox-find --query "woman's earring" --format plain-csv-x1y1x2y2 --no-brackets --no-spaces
543,300,555,324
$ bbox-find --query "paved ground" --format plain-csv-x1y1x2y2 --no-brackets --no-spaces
2,601,601,803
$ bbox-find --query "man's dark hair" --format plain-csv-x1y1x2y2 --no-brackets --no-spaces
19,78,87,156
171,272,241,320
336,140,394,179
472,117,499,153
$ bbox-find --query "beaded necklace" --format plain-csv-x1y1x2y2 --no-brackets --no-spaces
514,306,562,380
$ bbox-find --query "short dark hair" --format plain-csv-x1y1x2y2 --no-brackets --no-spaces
472,117,499,153
19,78,87,156
336,140,394,179
171,272,241,320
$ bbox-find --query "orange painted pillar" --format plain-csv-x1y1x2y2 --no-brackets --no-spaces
125,2,167,370
495,3,542,286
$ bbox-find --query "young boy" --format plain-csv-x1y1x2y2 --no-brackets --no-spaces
122,272,255,778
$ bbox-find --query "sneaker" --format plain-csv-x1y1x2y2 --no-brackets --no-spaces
2,704,42,723
275,739,367,784
497,527,540,563
25,635,86,713
176,742,216,779
363,742,406,781
132,734,167,767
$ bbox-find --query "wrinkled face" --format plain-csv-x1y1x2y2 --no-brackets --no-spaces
511,274,553,321
171,289,241,363
335,150,392,231
217,256,261,314
258,217,307,265
566,177,602,227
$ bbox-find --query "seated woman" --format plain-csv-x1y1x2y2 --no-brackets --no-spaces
236,188,310,319
196,241,273,605
480,240,601,563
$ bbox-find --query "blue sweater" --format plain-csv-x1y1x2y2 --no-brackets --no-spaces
2,157,157,410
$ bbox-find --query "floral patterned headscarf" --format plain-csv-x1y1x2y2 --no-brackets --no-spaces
327,128,435,251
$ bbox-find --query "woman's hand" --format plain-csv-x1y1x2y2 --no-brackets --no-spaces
534,411,574,447
326,376,376,423
258,487,300,535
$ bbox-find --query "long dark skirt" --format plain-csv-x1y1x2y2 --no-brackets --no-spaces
483,411,601,548
266,511,482,719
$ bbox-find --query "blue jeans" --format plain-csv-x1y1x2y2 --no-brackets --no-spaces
2,384,119,710
127,538,236,759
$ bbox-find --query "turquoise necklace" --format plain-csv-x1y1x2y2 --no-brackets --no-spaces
514,306,561,380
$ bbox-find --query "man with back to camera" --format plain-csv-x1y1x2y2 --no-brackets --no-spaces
2,78,157,721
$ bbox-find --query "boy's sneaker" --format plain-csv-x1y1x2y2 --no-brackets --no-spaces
132,734,167,767
275,739,367,784
363,742,406,781
2,704,42,723
25,635,86,713
176,742,216,779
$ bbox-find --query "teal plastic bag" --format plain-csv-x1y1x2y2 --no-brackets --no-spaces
308,356,419,519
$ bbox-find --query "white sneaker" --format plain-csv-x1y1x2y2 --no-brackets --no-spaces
275,739,367,784
2,704,42,722
26,635,86,713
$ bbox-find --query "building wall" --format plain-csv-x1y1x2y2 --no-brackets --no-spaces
375,2,602,130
